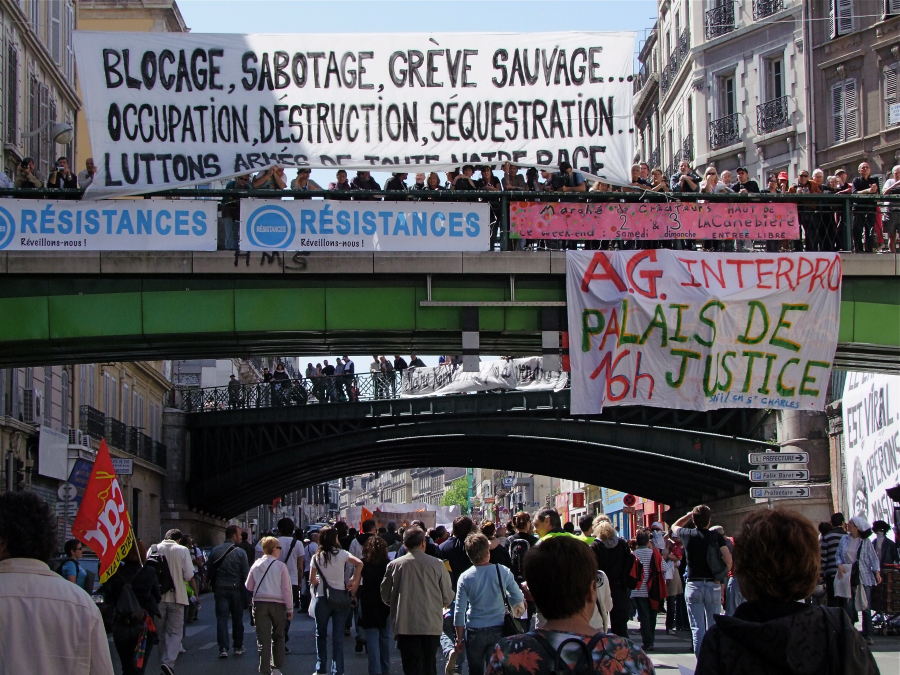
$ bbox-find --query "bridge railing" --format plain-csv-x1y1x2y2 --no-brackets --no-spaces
3,187,898,254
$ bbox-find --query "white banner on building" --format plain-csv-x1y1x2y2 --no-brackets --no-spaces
401,357,569,397
240,199,489,250
0,199,217,250
566,251,841,414
73,31,635,198
842,373,899,536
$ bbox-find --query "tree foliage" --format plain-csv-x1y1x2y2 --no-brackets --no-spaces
440,476,469,515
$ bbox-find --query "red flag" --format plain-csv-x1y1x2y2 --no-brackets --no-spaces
360,507,373,530
72,439,134,583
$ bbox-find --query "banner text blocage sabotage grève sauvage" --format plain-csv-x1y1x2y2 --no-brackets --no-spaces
566,251,841,414
72,31,636,198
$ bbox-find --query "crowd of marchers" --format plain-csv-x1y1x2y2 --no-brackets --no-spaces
1,489,894,675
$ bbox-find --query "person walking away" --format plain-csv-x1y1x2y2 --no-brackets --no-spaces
821,512,847,609
395,519,441,558
209,525,250,658
149,529,195,675
275,517,304,650
381,520,402,549
301,531,319,612
103,540,161,675
835,515,881,644
381,527,455,675
61,538,89,590
590,518,640,638
576,515,596,544
0,491,115,674
671,505,732,658
187,535,205,621
486,535,653,674
439,516,475,674
695,508,879,675
238,531,256,605
661,529,685,633
480,521,512,568
349,518,377,559
358,535,392,675
507,512,538,623
245,536,292,675
309,526,363,675
630,530,667,652
452,533,525,674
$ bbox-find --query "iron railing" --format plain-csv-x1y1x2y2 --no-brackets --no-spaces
104,417,127,451
709,113,740,149
79,405,105,439
679,27,691,61
648,148,661,170
757,96,789,134
753,0,783,20
661,64,671,96
633,69,649,95
706,3,736,39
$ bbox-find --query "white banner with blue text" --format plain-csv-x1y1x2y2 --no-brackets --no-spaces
239,198,490,250
73,30,636,198
0,199,217,250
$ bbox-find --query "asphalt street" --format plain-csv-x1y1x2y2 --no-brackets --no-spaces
114,595,900,675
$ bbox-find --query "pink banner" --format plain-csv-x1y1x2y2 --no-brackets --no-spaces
510,201,800,241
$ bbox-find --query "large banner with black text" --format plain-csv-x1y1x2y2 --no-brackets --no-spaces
566,251,841,414
73,31,635,197
401,357,568,397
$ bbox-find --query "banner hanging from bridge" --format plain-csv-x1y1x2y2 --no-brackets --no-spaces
566,251,841,414
240,198,490,250
401,357,568,397
0,199,217,250
73,30,635,198
841,372,899,536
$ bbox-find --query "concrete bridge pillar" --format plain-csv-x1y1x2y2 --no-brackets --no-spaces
160,406,227,546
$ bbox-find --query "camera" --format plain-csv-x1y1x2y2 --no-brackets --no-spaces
549,173,567,190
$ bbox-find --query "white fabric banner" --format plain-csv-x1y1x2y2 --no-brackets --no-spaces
842,373,899,537
72,31,635,198
566,251,841,414
0,198,217,250
240,198,489,250
401,357,569,397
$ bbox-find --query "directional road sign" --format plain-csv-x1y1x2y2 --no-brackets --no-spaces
502,477,515,488
748,452,809,464
750,470,810,482
750,486,811,499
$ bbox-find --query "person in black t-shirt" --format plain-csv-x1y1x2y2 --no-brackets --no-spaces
670,505,732,659
851,161,879,252
731,167,760,194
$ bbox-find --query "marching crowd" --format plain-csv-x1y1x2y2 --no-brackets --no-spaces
0,489,890,675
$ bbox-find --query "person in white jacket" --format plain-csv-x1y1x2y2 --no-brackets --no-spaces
246,537,293,675
151,529,196,675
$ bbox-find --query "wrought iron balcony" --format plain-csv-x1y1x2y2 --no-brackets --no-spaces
104,417,127,450
709,113,740,149
633,69,647,95
757,96,789,134
678,28,691,61
681,134,694,163
753,0,783,20
79,405,105,440
151,441,167,469
661,66,671,96
706,3,736,40
648,148,660,170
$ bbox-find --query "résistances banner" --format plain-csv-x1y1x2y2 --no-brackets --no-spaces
73,31,635,198
566,251,841,414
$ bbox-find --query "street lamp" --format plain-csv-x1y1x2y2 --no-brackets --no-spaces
22,121,74,145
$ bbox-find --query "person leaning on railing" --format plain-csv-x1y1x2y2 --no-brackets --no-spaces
788,170,824,253
881,165,900,254
253,165,286,190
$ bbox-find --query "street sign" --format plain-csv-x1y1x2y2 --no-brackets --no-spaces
57,482,77,501
749,470,810,482
748,452,809,464
750,486,811,499
483,497,495,504
111,458,133,475
502,477,515,488
623,494,637,507
55,502,79,516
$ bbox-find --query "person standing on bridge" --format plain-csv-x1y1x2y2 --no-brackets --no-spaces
409,355,426,368
333,357,345,401
341,357,355,400
393,355,408,374
228,374,241,409
370,356,383,399
322,360,336,403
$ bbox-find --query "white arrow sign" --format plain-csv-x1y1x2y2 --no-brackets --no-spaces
748,452,809,464
750,486,811,499
750,470,810,482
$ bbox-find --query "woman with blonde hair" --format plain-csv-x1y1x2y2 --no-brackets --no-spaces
245,536,292,675
590,519,638,638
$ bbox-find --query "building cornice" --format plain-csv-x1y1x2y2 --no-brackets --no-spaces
692,4,802,56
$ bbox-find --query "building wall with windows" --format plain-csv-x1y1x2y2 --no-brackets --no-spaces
808,0,900,179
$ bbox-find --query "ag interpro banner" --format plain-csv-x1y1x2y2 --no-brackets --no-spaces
73,31,635,198
240,199,489,250
566,251,841,414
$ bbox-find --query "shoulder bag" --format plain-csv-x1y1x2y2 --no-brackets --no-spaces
313,554,352,611
207,544,236,591
495,564,524,637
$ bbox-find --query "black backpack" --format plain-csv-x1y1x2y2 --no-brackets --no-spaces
114,571,145,627
528,631,607,674
508,536,532,583
145,549,175,596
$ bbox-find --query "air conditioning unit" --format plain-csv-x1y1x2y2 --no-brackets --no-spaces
22,389,43,425
68,429,91,448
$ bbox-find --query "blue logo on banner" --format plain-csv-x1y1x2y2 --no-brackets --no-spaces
245,205,295,249
0,207,14,250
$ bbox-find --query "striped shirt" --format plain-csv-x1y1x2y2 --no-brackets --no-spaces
631,546,654,598
820,530,844,575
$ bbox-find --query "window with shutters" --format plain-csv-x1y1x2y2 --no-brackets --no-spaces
122,383,130,428
6,45,17,145
46,98,56,173
65,2,74,84
832,78,859,143
132,390,138,426
30,0,39,35
43,368,51,426
886,0,900,17
50,0,61,65
88,364,95,406
885,64,900,126
829,0,855,39
60,369,69,431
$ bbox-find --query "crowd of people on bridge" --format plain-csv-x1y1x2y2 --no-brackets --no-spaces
0,489,889,675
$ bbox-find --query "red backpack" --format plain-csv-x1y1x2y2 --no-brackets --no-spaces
626,552,643,590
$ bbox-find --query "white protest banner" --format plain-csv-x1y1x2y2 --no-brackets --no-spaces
0,199,216,250
240,199,489,250
73,31,635,198
401,357,568,397
566,251,841,414
842,373,899,535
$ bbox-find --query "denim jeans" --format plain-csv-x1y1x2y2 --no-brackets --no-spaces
214,588,244,651
631,597,657,649
724,577,745,616
685,581,722,658
363,618,392,675
314,597,350,674
465,625,504,674
861,585,874,637
440,605,465,673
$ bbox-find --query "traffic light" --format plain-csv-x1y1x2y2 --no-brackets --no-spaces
14,458,25,491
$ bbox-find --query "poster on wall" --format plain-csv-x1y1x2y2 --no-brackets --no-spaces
566,250,841,414
73,30,636,198
842,372,899,537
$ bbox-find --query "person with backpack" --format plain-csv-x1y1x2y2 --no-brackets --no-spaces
208,525,250,659
274,518,305,651
148,529,196,675
245,536,293,675
486,535,653,675
590,518,640,639
438,516,475,675
671,504,733,658
507,512,538,584
103,539,161,675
